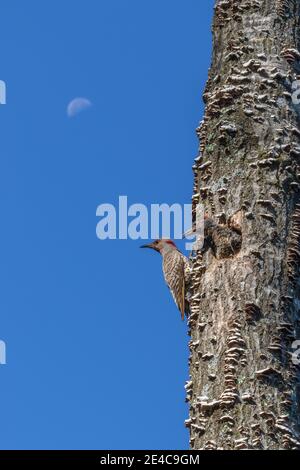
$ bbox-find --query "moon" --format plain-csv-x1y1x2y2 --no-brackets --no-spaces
67,97,92,117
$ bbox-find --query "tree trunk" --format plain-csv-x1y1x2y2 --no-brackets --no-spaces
187,0,300,450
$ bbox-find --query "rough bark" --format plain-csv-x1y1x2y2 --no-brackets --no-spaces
187,0,300,450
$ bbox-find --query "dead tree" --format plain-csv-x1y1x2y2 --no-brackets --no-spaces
187,0,300,450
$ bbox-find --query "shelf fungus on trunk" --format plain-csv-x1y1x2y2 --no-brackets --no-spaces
187,0,300,450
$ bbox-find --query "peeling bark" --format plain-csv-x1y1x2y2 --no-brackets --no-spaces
187,0,300,450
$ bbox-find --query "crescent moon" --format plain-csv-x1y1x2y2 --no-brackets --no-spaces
67,97,92,117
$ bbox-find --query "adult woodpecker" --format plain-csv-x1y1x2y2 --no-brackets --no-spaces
141,240,191,320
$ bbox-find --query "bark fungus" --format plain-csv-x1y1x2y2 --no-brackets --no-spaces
187,0,300,450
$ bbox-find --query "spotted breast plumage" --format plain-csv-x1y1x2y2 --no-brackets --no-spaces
141,239,191,320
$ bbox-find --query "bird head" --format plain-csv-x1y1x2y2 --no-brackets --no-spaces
140,239,178,254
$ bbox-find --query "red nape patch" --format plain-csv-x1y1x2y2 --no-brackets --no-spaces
166,240,176,247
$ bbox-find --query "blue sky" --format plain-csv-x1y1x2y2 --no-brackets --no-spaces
0,0,214,450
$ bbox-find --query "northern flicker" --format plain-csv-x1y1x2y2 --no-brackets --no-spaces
141,240,191,320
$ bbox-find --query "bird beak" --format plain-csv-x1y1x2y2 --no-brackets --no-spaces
140,243,155,250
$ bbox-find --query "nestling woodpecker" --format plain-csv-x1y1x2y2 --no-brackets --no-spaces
141,239,191,320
